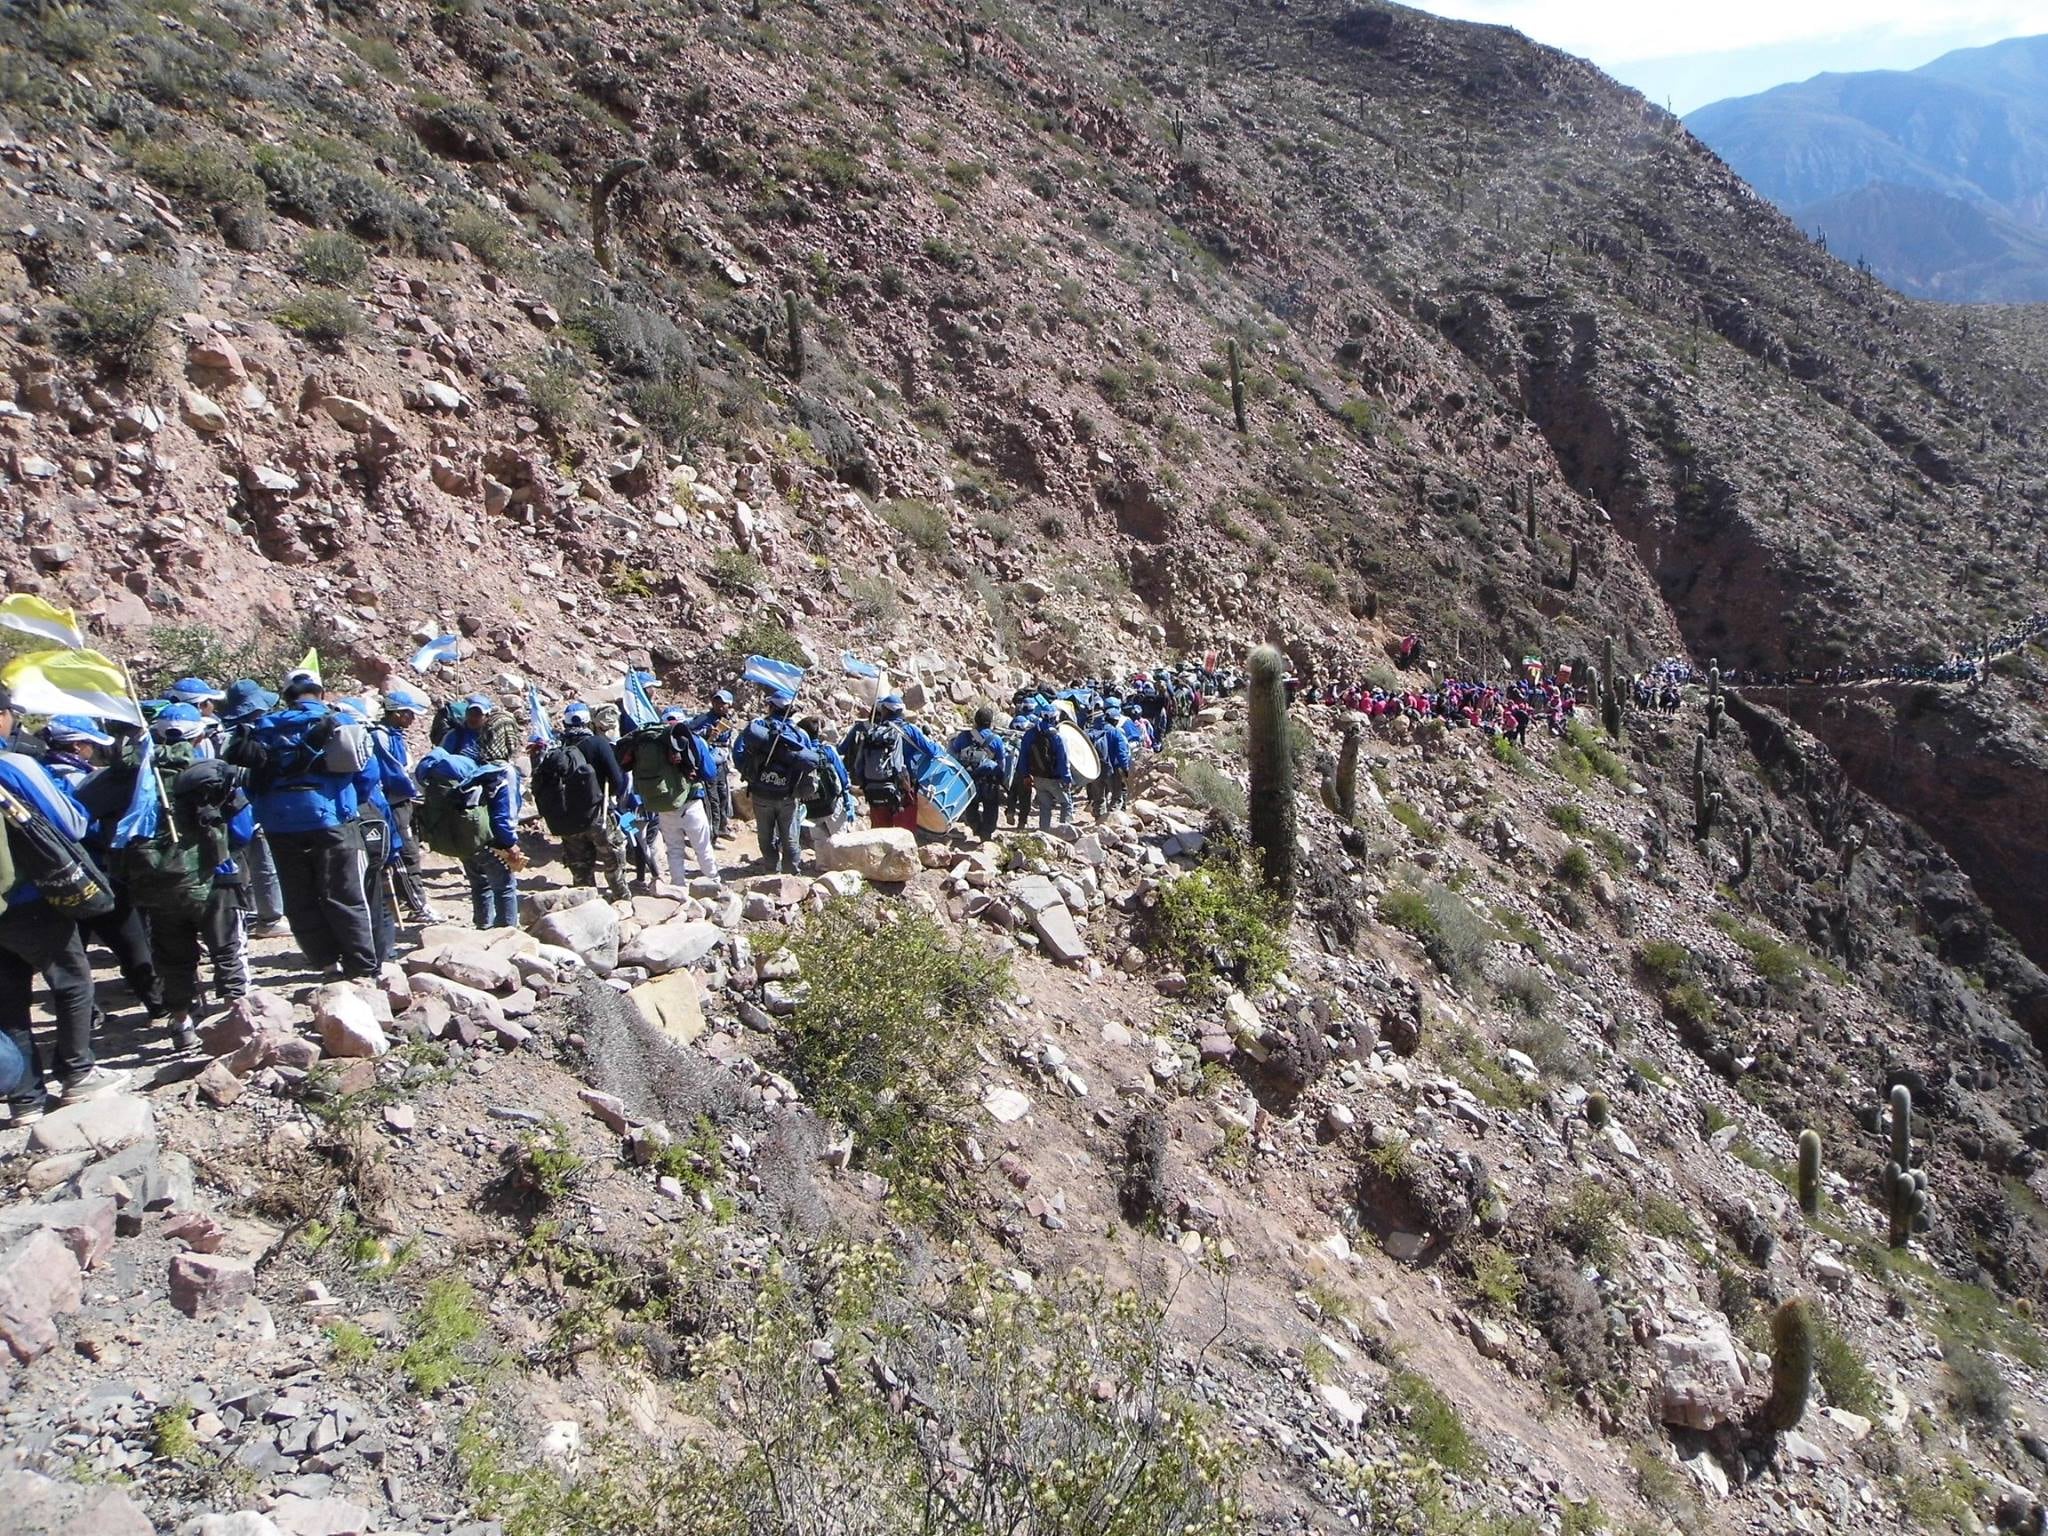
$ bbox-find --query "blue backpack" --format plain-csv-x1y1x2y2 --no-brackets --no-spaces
231,706,361,835
738,718,819,800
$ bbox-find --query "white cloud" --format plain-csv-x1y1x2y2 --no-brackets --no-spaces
1413,0,2048,65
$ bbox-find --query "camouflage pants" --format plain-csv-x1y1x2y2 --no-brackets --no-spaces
561,817,630,895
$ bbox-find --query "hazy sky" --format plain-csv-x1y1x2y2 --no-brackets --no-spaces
1408,0,2048,113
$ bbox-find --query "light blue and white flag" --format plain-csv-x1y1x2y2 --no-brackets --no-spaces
621,669,659,730
111,733,162,847
525,684,554,747
743,654,806,695
839,651,881,678
409,634,462,674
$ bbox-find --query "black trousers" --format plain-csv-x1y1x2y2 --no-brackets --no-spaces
0,900,96,1108
1005,772,1032,827
151,884,250,1014
268,824,378,978
969,778,1002,839
79,891,163,1017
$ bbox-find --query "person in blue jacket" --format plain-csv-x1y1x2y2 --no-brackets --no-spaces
0,683,126,1120
1016,706,1073,831
796,714,858,836
466,759,523,928
1085,706,1132,819
221,680,287,934
337,698,408,964
145,704,255,1049
948,707,1009,840
733,687,820,875
38,715,114,789
376,686,437,923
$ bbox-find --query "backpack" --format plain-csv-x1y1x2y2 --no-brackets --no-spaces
228,706,364,834
619,723,696,812
415,780,492,859
955,732,998,779
1028,727,1059,780
116,743,245,918
0,771,114,919
804,751,846,821
532,738,605,836
741,719,819,801
856,721,909,801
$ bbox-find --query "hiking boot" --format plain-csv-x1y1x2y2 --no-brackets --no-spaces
9,1098,47,1126
168,1013,200,1053
249,919,290,940
606,880,631,901
58,1066,131,1104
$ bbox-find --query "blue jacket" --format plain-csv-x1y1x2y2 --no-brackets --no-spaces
370,725,421,804
1017,721,1071,785
243,704,362,837
1090,720,1132,773
948,726,1009,783
480,766,518,848
0,750,90,908
815,740,857,820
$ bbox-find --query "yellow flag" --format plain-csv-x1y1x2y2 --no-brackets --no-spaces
0,647,142,725
0,594,86,650
293,647,322,684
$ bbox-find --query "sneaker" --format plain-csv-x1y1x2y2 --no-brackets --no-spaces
168,1013,200,1053
58,1066,132,1104
8,1099,47,1126
249,920,290,939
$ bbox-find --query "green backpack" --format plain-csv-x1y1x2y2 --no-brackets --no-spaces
117,741,236,921
415,776,494,859
622,723,688,812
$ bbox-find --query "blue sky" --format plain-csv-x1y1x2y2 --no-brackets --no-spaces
1406,0,2048,113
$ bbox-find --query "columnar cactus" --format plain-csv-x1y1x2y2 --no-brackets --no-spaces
1228,339,1248,433
1764,1297,1815,1431
1797,1129,1822,1218
1882,1083,1930,1249
784,290,805,380
1246,645,1296,911
1737,823,1755,883
590,156,647,275
1585,1092,1611,1131
1335,722,1361,823
1706,664,1724,741
1601,634,1623,740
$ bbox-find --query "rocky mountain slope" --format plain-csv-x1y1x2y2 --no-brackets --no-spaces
5,0,2048,1531
1686,34,2048,300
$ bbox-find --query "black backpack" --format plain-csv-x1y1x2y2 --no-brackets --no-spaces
856,721,908,798
1028,728,1059,779
804,751,846,820
532,737,605,835
955,733,997,779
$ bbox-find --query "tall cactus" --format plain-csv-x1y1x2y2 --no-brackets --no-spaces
784,290,805,380
1706,663,1724,741
1228,339,1248,433
1797,1129,1822,1218
1693,738,1717,842
1601,634,1623,740
1764,1298,1815,1431
1882,1084,1930,1249
1246,645,1296,911
1737,823,1755,883
1524,475,1536,542
1334,722,1361,823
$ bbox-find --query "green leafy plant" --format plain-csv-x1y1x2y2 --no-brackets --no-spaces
58,269,173,377
275,290,365,344
879,497,950,553
296,231,370,287
1148,849,1285,998
399,1277,487,1394
784,900,1009,1224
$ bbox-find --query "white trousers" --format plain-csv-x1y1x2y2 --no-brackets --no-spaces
656,802,719,884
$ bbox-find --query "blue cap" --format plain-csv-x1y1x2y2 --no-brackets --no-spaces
661,705,690,724
713,689,734,705
384,686,429,712
461,693,491,715
220,680,277,722
152,702,208,740
168,676,225,703
563,700,592,725
765,686,795,708
43,715,115,747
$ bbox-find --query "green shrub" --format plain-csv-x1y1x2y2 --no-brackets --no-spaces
1663,981,1718,1031
1148,850,1285,997
1378,875,1490,984
1300,561,1343,603
1387,798,1441,843
849,576,900,625
785,900,1009,1223
1546,802,1586,834
1813,1314,1882,1416
880,497,950,553
1555,846,1594,887
1943,1338,2009,1424
58,269,172,378
1488,734,1526,769
1551,1184,1626,1268
1498,964,1555,1021
296,231,369,287
629,377,703,450
1469,1242,1524,1316
1636,940,1692,986
1386,1367,1477,1473
730,619,804,666
133,138,263,215
1176,757,1247,821
275,290,365,344
1711,913,1808,990
525,357,584,434
447,207,518,268
399,1278,487,1394
710,549,766,595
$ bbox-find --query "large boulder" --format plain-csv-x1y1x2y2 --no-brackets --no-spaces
407,972,512,1037
0,1197,117,1271
535,899,620,974
629,970,706,1046
1653,1316,1751,1431
200,990,296,1055
815,828,919,884
27,1094,154,1156
406,945,521,994
314,984,389,1059
619,919,722,975
168,1252,256,1318
0,1471,152,1536
0,1229,83,1362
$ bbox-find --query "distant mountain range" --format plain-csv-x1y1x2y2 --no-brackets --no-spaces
1686,34,2048,303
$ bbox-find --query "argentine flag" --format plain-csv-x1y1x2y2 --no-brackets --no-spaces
410,634,462,674
621,669,659,729
111,733,163,847
743,654,806,695
526,684,555,747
